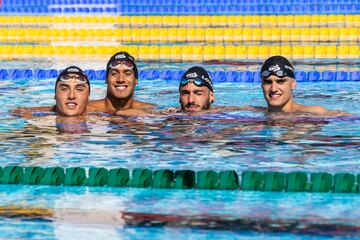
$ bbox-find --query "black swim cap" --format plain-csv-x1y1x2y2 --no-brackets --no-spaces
56,66,89,85
180,66,214,92
260,55,295,79
106,51,138,80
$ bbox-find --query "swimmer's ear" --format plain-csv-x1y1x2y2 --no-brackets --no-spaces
291,78,296,90
210,92,215,104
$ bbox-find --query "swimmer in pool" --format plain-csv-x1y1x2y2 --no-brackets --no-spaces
165,66,253,114
178,66,215,112
259,55,350,116
13,66,90,117
87,51,154,114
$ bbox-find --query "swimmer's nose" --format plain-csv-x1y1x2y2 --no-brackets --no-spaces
188,92,196,103
68,89,76,100
270,81,278,92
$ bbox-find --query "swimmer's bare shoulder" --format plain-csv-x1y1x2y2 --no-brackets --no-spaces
87,99,106,112
12,106,55,117
296,104,351,116
132,100,156,109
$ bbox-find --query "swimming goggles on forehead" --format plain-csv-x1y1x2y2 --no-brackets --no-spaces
180,78,207,87
261,70,294,79
59,74,88,83
109,60,134,69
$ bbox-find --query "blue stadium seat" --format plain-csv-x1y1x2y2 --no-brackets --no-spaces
335,71,348,81
308,71,321,81
349,71,360,81
321,71,335,81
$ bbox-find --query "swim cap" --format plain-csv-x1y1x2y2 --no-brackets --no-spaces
260,55,295,79
180,66,214,92
56,66,89,85
106,51,138,79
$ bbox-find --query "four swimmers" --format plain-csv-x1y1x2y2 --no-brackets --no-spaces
13,52,350,118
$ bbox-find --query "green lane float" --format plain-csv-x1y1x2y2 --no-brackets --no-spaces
0,166,360,193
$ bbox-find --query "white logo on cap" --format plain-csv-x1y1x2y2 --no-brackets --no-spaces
67,68,80,73
284,65,294,72
186,72,198,78
115,54,126,59
201,75,212,86
269,65,280,72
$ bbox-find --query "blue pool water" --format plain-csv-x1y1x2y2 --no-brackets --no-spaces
0,58,360,238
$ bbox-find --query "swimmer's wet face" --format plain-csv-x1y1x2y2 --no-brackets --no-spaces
180,80,214,112
106,60,137,100
55,74,90,116
261,75,296,109
179,66,215,112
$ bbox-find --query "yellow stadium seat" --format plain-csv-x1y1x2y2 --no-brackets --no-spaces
319,27,329,42
314,46,326,58
261,28,271,42
270,27,281,42
258,46,270,59
191,46,203,61
170,46,181,61
168,28,177,42
121,28,131,43
300,28,310,42
337,45,349,58
205,28,216,43
214,28,224,42
194,16,207,27
280,46,292,59
181,45,193,61
176,28,187,42
242,28,253,42
326,46,337,58
224,45,236,60
280,28,291,42
223,28,234,43
309,27,320,42
252,28,261,42
328,27,340,42
203,45,215,61
121,46,138,59
291,46,303,59
158,28,168,43
349,45,360,58
303,46,314,58
310,15,320,27
214,45,224,60
247,46,259,59
260,15,272,27
195,28,205,42
269,45,281,56
159,46,171,60
233,28,243,42
227,16,237,27
236,45,246,59
186,28,197,43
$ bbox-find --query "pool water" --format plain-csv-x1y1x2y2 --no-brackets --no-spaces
0,62,360,238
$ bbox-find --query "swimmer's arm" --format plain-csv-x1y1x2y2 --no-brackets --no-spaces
11,106,55,117
302,106,352,117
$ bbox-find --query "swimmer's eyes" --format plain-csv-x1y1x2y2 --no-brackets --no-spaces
75,86,86,91
262,79,287,85
109,70,134,77
180,90,204,96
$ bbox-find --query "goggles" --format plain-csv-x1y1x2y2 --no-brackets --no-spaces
261,70,294,79
59,74,88,83
180,77,213,91
109,60,134,69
